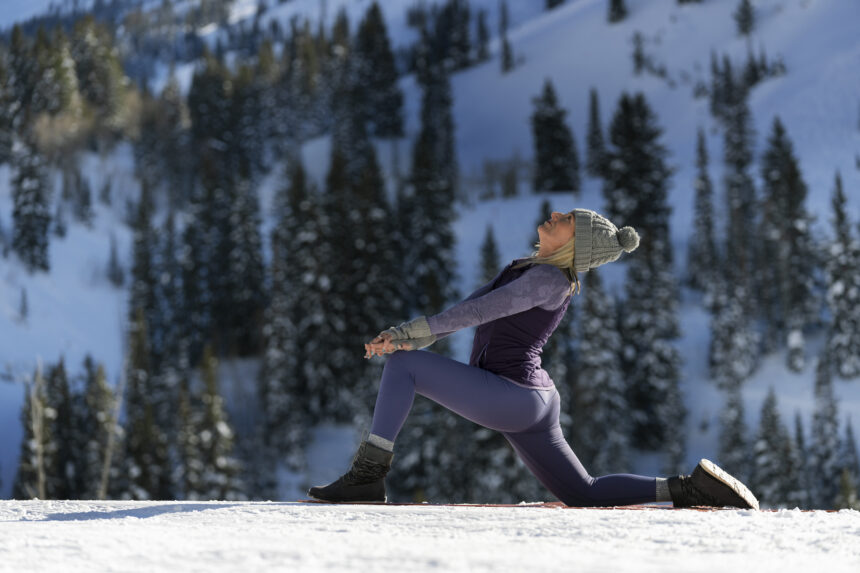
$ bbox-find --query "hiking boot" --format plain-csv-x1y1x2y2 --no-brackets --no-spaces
308,441,394,503
668,459,760,510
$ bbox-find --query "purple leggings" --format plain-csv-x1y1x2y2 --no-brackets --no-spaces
370,350,657,507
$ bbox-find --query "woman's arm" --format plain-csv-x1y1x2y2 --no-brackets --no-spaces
431,267,506,340
367,264,569,356
426,264,570,336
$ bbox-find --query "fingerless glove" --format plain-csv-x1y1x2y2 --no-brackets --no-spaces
383,316,437,350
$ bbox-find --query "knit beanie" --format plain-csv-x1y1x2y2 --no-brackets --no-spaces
573,209,640,272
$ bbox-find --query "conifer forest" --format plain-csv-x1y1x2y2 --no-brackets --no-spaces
0,0,858,510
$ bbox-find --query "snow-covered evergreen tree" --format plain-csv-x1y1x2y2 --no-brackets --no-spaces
757,117,816,370
571,269,630,475
499,0,514,73
734,0,755,37
531,79,580,193
721,72,758,317
196,345,243,500
354,1,404,138
585,87,606,178
77,356,122,499
11,134,52,273
717,382,749,482
479,225,501,285
603,93,684,470
751,387,792,507
789,411,811,509
12,363,51,499
608,0,628,24
259,159,318,469
838,417,860,506
122,309,172,500
824,172,860,379
810,350,842,508
686,128,718,299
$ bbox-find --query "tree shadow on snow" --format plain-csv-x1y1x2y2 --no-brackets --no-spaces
41,503,244,521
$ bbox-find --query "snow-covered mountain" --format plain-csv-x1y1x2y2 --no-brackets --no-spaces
2,0,860,498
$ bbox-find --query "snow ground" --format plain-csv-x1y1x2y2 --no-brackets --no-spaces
1,500,858,573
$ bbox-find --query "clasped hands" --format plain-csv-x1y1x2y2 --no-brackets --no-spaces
364,331,413,359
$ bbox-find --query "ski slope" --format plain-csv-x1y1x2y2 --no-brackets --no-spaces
1,500,858,573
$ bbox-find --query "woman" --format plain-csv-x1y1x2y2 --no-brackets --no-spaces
309,209,759,509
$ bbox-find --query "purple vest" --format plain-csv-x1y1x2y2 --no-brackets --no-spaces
468,260,571,388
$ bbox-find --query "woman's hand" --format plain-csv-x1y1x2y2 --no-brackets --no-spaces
364,332,413,359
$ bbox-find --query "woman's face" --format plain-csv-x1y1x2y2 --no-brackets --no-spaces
537,211,575,256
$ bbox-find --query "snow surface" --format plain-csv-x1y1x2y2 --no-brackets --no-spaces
1,500,858,573
3,0,860,498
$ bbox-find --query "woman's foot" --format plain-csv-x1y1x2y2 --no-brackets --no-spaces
307,441,394,503
668,459,760,510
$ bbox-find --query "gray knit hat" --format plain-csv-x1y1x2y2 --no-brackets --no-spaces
573,209,640,272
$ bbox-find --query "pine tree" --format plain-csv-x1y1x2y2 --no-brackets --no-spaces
12,362,50,499
687,128,718,298
531,79,580,193
259,159,317,468
196,345,243,500
789,411,811,508
603,93,683,468
479,225,501,285
810,350,841,508
107,233,124,287
721,76,758,317
70,15,124,130
757,117,816,370
128,181,161,367
476,8,490,62
709,282,758,390
751,387,792,507
585,87,607,178
78,356,121,499
838,417,860,506
354,2,404,138
123,309,172,500
225,176,265,356
499,0,514,73
824,172,860,379
572,269,630,475
608,0,628,24
18,287,28,322
158,71,193,209
44,357,82,498
602,93,673,233
0,47,16,163
733,0,755,37
717,383,749,483
11,134,52,272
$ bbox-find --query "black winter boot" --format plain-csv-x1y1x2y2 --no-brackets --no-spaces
668,459,759,510
307,441,394,503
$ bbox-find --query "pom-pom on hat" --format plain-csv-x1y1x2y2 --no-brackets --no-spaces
572,209,640,272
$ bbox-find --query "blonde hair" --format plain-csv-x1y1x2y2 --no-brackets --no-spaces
511,234,581,297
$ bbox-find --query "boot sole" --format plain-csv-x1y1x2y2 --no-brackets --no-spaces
307,493,388,504
698,458,760,510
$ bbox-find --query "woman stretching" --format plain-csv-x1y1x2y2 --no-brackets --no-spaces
309,209,759,509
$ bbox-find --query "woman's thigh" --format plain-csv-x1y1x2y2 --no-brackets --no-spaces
384,350,554,434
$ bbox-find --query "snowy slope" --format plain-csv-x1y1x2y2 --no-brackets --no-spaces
1,500,859,573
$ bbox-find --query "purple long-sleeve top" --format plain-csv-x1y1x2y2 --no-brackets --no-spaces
426,259,573,388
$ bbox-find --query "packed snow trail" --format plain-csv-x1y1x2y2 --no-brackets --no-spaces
1,501,858,572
